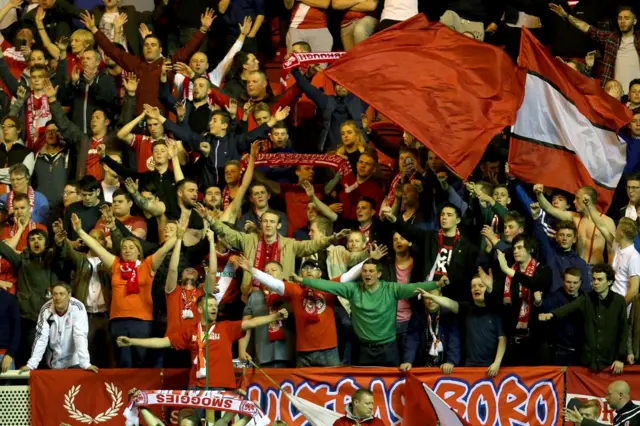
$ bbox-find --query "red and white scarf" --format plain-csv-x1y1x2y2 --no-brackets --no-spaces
280,51,346,87
25,92,51,150
427,229,460,281
247,153,358,193
195,322,214,379
9,219,36,238
181,72,210,100
426,311,443,357
120,260,141,295
504,258,538,329
7,186,35,212
123,390,270,426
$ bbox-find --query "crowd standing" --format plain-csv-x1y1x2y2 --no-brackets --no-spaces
1,0,640,424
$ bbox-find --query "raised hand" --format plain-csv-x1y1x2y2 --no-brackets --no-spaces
200,8,216,30
71,66,81,84
332,228,351,242
176,101,186,122
173,62,193,78
533,183,544,196
250,140,261,158
239,16,252,36
301,180,314,197
273,106,291,122
79,11,96,32
70,213,82,232
166,140,178,160
114,12,128,28
35,7,45,24
549,3,568,19
225,99,238,118
16,85,26,101
530,202,541,219
437,276,450,288
477,267,493,288
100,205,115,229
55,36,69,57
369,243,388,260
194,202,209,219
139,23,152,39
235,254,252,272
52,219,64,236
123,73,139,95
143,104,162,121
199,141,211,157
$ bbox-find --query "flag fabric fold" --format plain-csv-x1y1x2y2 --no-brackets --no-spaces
284,393,343,426
509,28,632,211
324,14,526,179
401,372,439,426
422,382,474,426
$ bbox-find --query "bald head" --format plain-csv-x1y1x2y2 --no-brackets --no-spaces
606,380,631,410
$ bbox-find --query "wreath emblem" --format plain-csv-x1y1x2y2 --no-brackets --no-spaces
64,382,123,424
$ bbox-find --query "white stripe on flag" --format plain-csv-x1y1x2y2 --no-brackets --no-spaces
512,73,626,189
285,393,344,426
423,384,467,426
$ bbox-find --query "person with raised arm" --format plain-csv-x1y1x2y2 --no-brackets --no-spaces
534,183,616,266
79,8,215,114
70,212,177,368
146,102,289,187
583,197,640,305
300,258,448,366
539,264,628,374
116,279,289,390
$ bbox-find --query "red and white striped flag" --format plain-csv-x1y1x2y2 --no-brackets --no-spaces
509,28,632,211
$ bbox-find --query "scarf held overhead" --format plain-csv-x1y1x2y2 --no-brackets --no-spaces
280,51,346,86
248,153,358,193
123,390,270,426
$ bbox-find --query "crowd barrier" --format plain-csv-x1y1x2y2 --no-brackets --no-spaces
4,365,640,425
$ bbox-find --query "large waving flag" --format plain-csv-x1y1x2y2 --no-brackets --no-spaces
509,29,632,211
324,15,526,179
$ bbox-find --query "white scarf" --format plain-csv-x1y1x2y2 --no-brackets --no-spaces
427,312,444,357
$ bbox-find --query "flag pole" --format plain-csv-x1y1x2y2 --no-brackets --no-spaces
248,359,287,393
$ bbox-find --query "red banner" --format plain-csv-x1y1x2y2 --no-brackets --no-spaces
566,366,640,424
30,367,563,425
241,366,564,426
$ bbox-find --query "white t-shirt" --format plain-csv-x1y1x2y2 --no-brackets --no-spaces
380,0,418,22
615,35,640,95
611,242,640,299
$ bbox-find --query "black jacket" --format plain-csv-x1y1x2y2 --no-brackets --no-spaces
583,401,640,426
391,221,479,301
553,289,628,372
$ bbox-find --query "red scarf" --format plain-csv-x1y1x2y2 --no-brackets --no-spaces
120,260,140,295
280,51,346,89
503,258,538,329
252,234,282,289
383,173,405,212
9,219,36,238
7,186,35,212
359,221,373,248
221,186,232,211
25,93,51,150
245,153,358,193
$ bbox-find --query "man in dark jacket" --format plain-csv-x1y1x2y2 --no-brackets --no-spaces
540,268,585,366
382,202,479,302
147,104,290,187
291,67,368,152
399,287,460,375
540,264,628,374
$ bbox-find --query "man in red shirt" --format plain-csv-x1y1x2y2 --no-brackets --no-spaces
80,9,215,114
333,389,386,426
116,290,288,390
340,150,384,222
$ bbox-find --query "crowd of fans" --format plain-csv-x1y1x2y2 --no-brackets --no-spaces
0,0,639,424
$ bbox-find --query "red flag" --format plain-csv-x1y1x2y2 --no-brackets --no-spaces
325,15,526,179
509,29,632,211
31,369,164,426
402,372,439,425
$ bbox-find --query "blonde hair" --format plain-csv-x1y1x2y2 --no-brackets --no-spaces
120,237,144,260
338,120,366,155
71,29,95,51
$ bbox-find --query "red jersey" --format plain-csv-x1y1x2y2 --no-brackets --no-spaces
87,137,105,181
129,134,176,172
168,320,245,389
281,183,323,237
283,281,337,352
342,11,368,27
290,2,328,29
165,286,204,337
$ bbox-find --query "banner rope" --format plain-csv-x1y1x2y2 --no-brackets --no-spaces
248,359,288,394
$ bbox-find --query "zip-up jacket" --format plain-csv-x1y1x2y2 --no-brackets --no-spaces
27,297,91,370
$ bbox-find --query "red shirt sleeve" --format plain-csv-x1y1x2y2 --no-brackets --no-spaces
225,320,246,342
168,329,191,350
283,281,303,299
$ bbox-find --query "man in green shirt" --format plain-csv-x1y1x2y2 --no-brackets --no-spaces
300,258,447,367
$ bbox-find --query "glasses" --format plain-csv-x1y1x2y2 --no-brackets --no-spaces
63,190,77,196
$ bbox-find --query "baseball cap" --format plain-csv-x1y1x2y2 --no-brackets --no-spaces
300,259,321,270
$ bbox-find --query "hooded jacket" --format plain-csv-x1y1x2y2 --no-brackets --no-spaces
333,404,386,426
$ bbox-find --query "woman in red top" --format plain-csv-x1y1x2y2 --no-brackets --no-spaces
71,212,177,368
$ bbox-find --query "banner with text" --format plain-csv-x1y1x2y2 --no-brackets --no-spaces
566,367,640,425
30,366,564,425
240,366,564,426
